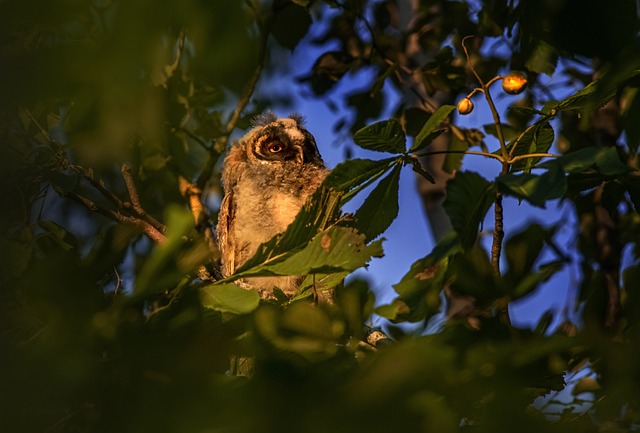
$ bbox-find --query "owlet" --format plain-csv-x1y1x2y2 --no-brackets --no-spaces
216,113,330,300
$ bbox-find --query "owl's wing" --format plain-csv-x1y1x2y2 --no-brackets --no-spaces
217,190,236,277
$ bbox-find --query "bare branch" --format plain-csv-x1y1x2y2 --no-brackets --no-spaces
121,164,166,233
67,191,167,245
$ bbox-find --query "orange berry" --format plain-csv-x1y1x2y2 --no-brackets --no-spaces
457,98,474,115
502,71,528,95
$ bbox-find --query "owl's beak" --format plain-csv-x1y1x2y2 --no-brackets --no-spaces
286,145,304,165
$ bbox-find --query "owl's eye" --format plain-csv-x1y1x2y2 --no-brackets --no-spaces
268,143,283,153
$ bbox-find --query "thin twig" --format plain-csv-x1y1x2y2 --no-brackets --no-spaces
73,166,125,209
508,152,560,164
120,164,166,233
121,163,143,210
462,36,509,161
113,266,122,296
417,149,504,162
67,191,167,244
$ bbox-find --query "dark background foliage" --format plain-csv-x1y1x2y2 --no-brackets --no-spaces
1,0,639,432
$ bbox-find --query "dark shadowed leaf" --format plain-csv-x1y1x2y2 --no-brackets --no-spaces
407,157,435,183
385,231,462,322
354,164,402,241
525,40,558,76
323,157,397,201
496,122,554,172
200,282,260,314
497,163,567,207
410,105,456,152
353,119,406,153
271,3,312,50
443,171,495,249
557,146,629,176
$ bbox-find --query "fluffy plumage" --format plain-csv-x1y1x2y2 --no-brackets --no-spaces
217,115,329,299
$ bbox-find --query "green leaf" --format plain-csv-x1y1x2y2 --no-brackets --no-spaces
497,163,567,207
200,282,260,315
407,157,435,183
443,171,495,249
548,77,618,115
483,123,519,143
498,122,554,172
410,105,456,152
291,271,350,301
270,3,312,50
525,40,558,76
551,146,629,176
510,260,564,300
135,205,196,296
235,186,343,273
323,157,396,201
502,224,564,300
227,226,384,281
353,164,401,241
353,119,407,153
447,246,504,305
504,224,549,280
442,132,468,174
389,231,462,322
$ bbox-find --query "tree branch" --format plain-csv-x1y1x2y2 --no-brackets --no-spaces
67,191,167,244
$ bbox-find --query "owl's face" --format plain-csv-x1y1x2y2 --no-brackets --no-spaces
244,114,324,167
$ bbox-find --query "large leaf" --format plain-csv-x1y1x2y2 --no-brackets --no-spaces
323,157,397,201
446,246,504,306
235,186,343,273
270,3,312,50
353,164,402,241
443,171,495,249
410,105,456,152
353,119,406,153
135,205,201,296
556,146,629,176
381,231,462,322
502,224,564,300
504,123,555,172
200,282,260,315
225,226,384,280
406,157,435,183
496,163,567,208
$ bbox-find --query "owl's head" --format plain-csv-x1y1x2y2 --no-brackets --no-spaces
241,113,324,166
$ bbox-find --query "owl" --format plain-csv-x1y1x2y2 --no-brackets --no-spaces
216,113,330,300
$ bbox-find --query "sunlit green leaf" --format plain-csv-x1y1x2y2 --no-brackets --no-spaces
443,171,495,249
353,119,406,153
227,226,384,280
410,105,455,152
200,282,260,314
323,157,396,201
353,164,401,241
236,186,343,273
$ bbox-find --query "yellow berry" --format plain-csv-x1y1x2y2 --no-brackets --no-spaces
502,71,528,95
457,98,474,115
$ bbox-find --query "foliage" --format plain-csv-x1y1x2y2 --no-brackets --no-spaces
1,1,640,433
